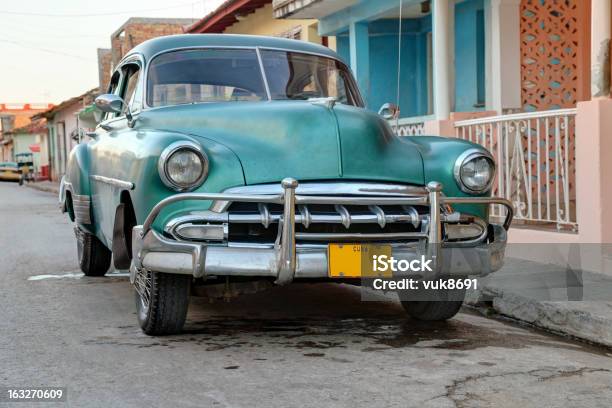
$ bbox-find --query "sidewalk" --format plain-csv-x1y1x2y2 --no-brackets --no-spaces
466,258,612,348
25,180,59,195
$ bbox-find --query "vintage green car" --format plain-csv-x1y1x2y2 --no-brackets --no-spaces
59,34,512,335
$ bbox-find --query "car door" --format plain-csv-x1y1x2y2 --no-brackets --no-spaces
90,56,144,246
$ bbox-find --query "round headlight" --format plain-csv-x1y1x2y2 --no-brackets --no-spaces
158,141,208,191
454,150,495,193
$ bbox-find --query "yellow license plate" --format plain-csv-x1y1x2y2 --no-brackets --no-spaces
328,243,393,278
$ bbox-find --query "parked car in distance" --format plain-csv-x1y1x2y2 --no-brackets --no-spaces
16,153,35,183
59,34,513,335
0,162,23,184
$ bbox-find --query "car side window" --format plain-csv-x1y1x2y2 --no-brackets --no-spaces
121,64,141,113
103,71,122,121
108,71,120,95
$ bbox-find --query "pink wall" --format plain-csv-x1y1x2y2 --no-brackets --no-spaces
575,98,612,243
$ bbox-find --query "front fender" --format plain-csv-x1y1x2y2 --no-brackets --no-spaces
408,136,493,220
125,131,246,233
63,143,94,232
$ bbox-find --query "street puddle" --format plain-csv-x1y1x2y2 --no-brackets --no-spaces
78,284,612,357
28,272,129,281
83,314,610,358
28,273,85,281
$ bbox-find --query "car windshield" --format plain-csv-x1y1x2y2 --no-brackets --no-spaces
259,50,360,105
146,48,361,107
147,49,267,107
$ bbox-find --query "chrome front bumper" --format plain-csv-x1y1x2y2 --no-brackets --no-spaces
131,179,513,284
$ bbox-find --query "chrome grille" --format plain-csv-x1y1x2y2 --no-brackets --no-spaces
227,202,423,228
158,182,504,246
226,202,428,243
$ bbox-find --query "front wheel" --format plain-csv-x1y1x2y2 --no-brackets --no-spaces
401,300,464,321
400,285,465,321
134,267,191,335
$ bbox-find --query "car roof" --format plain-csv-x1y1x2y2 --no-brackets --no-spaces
125,34,342,64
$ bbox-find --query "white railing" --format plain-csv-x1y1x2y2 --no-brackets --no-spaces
454,109,577,231
390,117,427,136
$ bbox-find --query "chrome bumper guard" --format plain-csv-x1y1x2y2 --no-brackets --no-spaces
131,179,513,284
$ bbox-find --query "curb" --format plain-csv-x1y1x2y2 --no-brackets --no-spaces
24,182,59,195
466,286,612,348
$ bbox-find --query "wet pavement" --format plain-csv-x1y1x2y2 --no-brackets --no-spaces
1,182,612,407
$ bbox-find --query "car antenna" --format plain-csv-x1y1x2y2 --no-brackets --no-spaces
396,0,403,130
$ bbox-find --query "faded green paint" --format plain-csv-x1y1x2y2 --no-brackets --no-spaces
63,35,493,245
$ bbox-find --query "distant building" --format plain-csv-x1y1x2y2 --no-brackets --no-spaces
0,103,53,163
186,0,331,48
97,17,196,91
37,89,98,181
97,48,113,95
4,118,49,179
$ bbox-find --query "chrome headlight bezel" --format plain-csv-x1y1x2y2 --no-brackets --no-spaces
453,149,496,194
158,141,209,192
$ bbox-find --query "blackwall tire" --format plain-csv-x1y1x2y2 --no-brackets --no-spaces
76,227,111,277
400,286,465,321
401,300,464,321
134,269,191,336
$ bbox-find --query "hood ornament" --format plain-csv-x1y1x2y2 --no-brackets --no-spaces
308,97,337,109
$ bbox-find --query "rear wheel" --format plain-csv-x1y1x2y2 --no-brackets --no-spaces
76,227,111,276
134,267,191,336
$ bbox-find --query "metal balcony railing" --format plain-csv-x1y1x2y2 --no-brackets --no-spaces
390,117,427,136
454,108,577,232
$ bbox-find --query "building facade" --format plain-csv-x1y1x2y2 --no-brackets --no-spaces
0,103,53,163
5,118,49,179
37,89,98,181
186,0,332,48
274,0,509,119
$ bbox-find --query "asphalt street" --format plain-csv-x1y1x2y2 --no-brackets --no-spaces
1,181,612,408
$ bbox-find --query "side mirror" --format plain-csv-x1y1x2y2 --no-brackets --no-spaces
378,103,399,120
95,94,124,114
94,94,134,127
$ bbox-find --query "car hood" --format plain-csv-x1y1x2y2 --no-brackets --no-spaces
138,101,425,186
